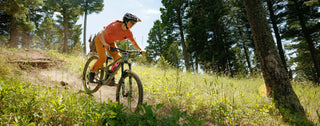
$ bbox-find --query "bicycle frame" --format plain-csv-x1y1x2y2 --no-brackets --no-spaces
100,52,132,86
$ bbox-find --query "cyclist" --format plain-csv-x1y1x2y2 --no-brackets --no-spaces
89,12,146,85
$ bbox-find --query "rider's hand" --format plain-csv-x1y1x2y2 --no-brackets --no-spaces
140,50,146,55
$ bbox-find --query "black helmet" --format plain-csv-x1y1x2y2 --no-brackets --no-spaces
123,13,141,23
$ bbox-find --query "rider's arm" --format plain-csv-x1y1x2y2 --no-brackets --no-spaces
131,40,142,51
127,31,142,51
127,30,146,55
130,39,146,55
130,40,146,55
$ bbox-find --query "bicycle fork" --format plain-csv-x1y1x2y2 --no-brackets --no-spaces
121,62,132,98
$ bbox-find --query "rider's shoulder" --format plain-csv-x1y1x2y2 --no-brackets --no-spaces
104,21,120,31
112,21,122,26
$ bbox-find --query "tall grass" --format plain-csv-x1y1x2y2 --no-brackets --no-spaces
134,64,320,125
43,49,320,125
1,47,319,125
0,76,203,125
0,48,203,125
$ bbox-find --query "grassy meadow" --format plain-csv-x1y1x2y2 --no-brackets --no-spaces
136,64,320,125
0,48,319,125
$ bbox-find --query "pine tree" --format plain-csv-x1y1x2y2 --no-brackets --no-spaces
46,0,82,53
283,0,320,83
243,0,312,124
80,0,103,54
34,17,62,49
227,0,255,75
146,20,166,62
0,0,43,48
187,0,209,73
161,0,190,71
265,0,288,74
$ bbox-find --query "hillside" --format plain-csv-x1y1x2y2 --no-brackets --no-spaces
0,48,319,125
1,48,119,101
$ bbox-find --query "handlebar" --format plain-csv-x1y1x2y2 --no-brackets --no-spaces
110,47,142,55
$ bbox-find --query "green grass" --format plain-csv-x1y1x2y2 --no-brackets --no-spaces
136,66,277,125
0,48,203,125
0,48,319,125
134,63,320,125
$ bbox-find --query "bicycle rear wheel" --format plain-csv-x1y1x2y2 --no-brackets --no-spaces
82,56,104,94
116,70,143,112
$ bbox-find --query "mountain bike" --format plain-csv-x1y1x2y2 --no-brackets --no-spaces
82,47,143,112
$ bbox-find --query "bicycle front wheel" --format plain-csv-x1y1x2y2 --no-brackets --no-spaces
82,56,104,94
116,70,143,112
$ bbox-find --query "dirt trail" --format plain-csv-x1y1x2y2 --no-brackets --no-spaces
9,49,117,103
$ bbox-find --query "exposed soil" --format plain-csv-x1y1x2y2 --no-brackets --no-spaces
7,49,117,103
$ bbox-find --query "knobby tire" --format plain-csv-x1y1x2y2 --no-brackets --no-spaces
82,56,104,94
116,70,143,112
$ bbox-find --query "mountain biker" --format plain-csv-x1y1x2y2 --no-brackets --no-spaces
89,12,146,85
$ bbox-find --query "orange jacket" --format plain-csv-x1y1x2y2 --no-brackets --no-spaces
103,21,135,44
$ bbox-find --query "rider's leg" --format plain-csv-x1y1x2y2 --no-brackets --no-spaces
106,43,121,86
89,33,107,82
106,43,121,62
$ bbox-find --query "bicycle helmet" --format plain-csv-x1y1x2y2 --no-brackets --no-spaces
123,13,141,23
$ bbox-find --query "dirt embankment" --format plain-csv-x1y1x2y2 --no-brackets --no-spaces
6,49,116,103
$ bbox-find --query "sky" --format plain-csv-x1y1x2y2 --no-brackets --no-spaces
77,0,163,53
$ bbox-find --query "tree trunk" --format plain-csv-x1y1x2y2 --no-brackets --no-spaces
238,27,253,74
195,51,199,73
63,20,68,53
266,0,288,74
177,9,190,71
293,0,320,83
83,1,88,54
25,12,32,49
179,20,189,72
243,40,252,74
62,9,68,53
8,16,18,48
243,0,311,124
22,32,31,49
22,14,31,49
